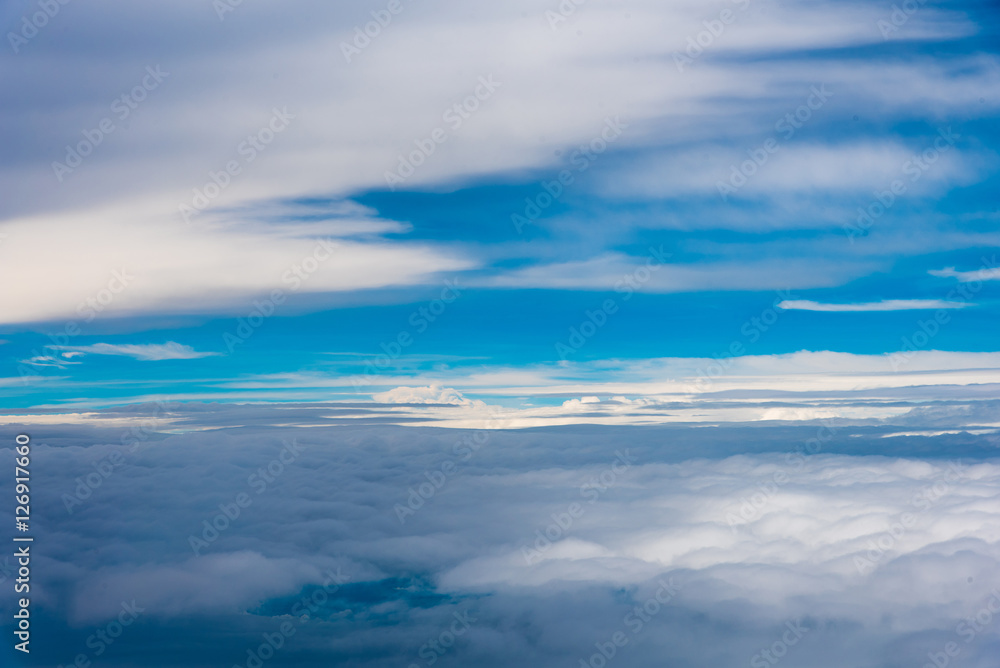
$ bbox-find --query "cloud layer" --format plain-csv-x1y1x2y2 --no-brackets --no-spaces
1,404,998,666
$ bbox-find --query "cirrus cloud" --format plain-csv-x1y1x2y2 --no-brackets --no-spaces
50,342,220,361
777,299,971,312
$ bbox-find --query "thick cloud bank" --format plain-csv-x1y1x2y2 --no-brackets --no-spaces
1,404,998,667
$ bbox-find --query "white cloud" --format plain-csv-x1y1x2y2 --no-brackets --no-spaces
0,0,993,331
609,141,978,199
560,396,602,411
778,299,970,312
0,206,474,324
72,551,319,624
438,455,1000,602
20,354,81,369
372,385,485,407
482,253,882,292
66,350,992,429
6,399,1000,665
930,263,1000,282
52,342,219,361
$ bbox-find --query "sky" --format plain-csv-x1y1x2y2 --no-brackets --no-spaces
0,0,998,410
1,0,999,666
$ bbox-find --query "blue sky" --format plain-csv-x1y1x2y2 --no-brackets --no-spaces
0,0,999,413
